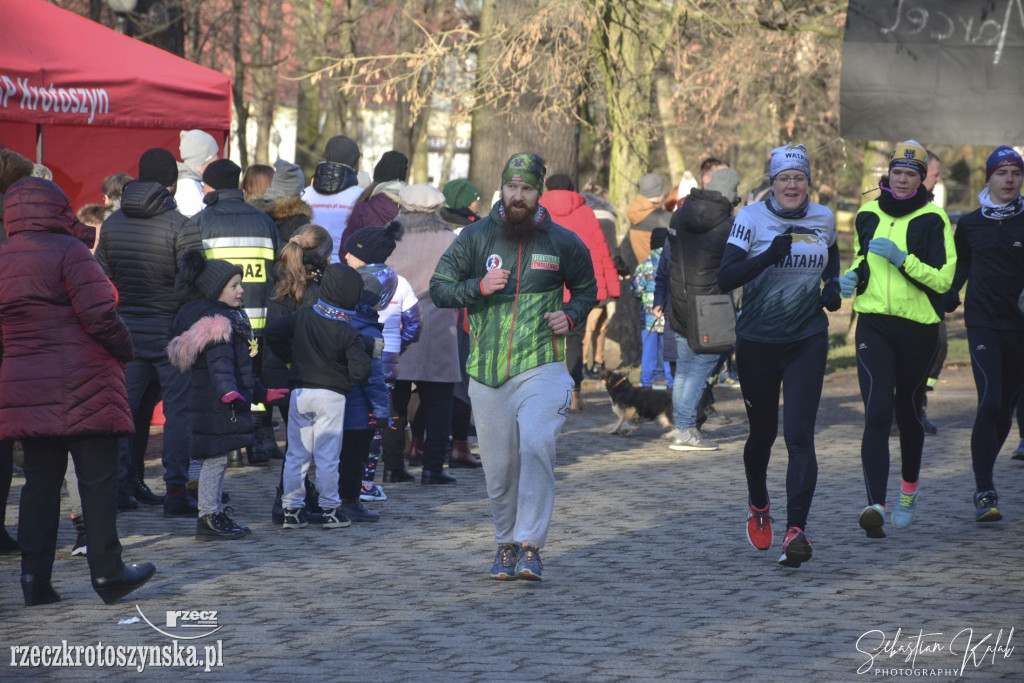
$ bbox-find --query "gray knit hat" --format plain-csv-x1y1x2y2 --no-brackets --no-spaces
264,158,305,201
179,130,219,169
706,168,740,204
638,174,665,198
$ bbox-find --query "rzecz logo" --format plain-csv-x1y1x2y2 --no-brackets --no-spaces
137,606,224,640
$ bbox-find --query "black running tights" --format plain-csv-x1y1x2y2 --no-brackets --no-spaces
855,314,938,507
736,331,827,530
967,326,1024,492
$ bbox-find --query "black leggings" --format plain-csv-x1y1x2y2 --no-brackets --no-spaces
0,440,13,529
389,381,454,474
412,396,472,442
967,327,1024,492
339,429,374,502
736,331,827,530
855,314,939,507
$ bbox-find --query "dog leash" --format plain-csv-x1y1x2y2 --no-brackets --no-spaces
640,315,664,346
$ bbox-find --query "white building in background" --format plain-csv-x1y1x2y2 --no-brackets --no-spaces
227,101,472,187
227,50,474,183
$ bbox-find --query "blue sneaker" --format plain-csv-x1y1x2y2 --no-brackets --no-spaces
859,504,886,538
892,489,919,529
1011,440,1024,461
360,483,387,502
974,490,1002,523
514,543,543,581
490,543,519,581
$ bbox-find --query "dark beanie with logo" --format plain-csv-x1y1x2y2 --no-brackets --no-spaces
345,221,405,264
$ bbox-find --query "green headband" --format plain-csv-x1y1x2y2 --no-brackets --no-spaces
501,152,546,192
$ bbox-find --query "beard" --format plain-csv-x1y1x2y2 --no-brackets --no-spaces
501,198,539,241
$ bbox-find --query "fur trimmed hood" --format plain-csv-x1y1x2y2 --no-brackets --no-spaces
395,209,451,235
167,314,232,372
250,195,313,222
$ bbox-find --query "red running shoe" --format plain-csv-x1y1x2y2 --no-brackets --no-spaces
746,504,773,550
778,527,812,567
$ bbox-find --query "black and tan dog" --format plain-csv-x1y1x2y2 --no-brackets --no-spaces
602,370,673,435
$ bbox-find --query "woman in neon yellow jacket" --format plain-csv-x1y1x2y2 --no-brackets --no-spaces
839,140,955,540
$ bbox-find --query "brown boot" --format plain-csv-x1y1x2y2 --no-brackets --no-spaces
571,388,584,411
408,436,424,464
449,440,481,468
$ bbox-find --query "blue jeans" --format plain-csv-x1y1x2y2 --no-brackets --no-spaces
672,337,720,430
640,330,672,387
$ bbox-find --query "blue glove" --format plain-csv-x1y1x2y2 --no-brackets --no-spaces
820,280,842,311
868,237,906,268
839,272,859,298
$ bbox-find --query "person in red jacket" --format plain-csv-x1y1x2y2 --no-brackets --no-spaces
0,177,155,606
539,174,620,409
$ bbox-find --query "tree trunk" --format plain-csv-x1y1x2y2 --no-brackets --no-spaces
468,0,497,196
591,1,681,237
468,1,578,199
248,3,282,165
231,0,248,169
655,73,685,184
860,140,890,202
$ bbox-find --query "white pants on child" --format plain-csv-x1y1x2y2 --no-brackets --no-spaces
283,388,345,511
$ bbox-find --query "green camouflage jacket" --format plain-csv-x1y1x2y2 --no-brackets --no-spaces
430,203,597,387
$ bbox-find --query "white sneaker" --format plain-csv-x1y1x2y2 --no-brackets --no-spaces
360,483,387,502
669,427,719,451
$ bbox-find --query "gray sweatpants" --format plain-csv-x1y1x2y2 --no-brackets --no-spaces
198,455,228,517
283,387,345,511
468,362,574,548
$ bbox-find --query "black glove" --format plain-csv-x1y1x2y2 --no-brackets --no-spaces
820,280,842,312
766,233,793,261
943,289,961,313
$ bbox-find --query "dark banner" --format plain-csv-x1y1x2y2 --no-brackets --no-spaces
840,0,1024,145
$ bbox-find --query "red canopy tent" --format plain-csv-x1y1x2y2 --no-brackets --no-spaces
0,1,231,211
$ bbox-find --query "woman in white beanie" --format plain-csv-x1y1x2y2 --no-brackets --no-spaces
717,143,840,569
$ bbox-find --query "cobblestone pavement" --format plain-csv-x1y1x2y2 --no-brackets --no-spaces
1,365,1021,681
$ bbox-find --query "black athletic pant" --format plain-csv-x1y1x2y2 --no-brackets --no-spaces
0,440,13,529
564,323,586,390
967,326,1024,492
390,380,454,474
736,330,827,530
339,429,374,502
855,314,938,507
411,396,472,442
927,320,948,382
19,435,123,581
